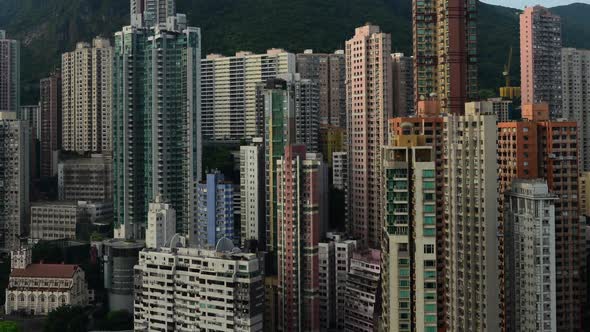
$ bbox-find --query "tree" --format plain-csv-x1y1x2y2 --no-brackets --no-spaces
43,305,88,332
0,321,21,332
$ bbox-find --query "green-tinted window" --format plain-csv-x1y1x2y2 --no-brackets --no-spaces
399,280,410,287
424,271,436,279
399,290,410,298
425,304,436,312
424,205,435,213
399,301,409,309
423,181,435,190
426,327,437,332
422,170,435,178
424,216,435,225
425,315,436,323
424,292,436,300
399,268,410,277
423,228,435,237
398,259,409,265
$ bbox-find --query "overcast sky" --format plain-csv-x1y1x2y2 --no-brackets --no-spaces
483,0,589,8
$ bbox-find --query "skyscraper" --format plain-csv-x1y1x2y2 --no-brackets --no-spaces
296,50,346,127
201,50,296,142
345,24,392,249
413,0,478,114
130,0,176,28
504,179,557,332
112,1,201,241
562,47,590,171
240,138,265,248
276,145,326,332
39,71,62,178
263,74,320,253
497,103,585,331
381,133,437,332
0,30,19,114
196,172,235,248
444,102,500,331
0,112,29,252
62,38,113,153
520,6,562,117
391,53,414,117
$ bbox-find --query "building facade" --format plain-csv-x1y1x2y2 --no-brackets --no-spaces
39,72,62,178
0,113,29,252
296,50,346,127
504,180,557,332
345,24,393,249
562,47,590,171
276,145,326,332
112,8,201,241
391,53,414,117
240,139,265,247
145,196,175,249
444,103,500,331
30,201,87,242
5,249,88,315
134,244,264,332
202,49,296,141
381,134,437,332
332,151,347,191
520,6,562,117
196,172,235,248
0,30,19,114
413,0,478,114
62,38,113,153
58,154,113,202
102,239,144,312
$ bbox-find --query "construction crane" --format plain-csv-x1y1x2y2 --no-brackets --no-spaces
500,46,520,100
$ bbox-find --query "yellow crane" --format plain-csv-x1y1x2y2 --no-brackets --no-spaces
500,46,521,99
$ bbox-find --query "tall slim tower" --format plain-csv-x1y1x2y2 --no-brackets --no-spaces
131,0,176,27
345,24,393,249
39,72,62,178
413,0,478,114
391,53,414,117
62,38,113,153
520,6,562,117
381,133,437,332
0,31,19,114
444,102,499,331
276,145,325,332
113,0,201,242
0,112,29,252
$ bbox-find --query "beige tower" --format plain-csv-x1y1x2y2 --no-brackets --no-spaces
345,24,393,249
62,37,113,153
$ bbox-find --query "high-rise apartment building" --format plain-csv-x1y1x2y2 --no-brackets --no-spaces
240,138,265,247
444,103,499,331
332,151,347,191
381,133,437,332
296,50,346,127
263,74,320,253
112,3,201,241
319,125,344,166
145,196,175,249
39,71,62,178
520,6,562,117
498,103,585,331
62,38,113,154
343,249,382,332
391,53,414,117
0,112,29,252
413,0,478,114
134,243,264,331
0,30,19,113
486,97,515,122
345,24,393,249
58,154,112,202
504,179,557,332
20,104,40,140
562,47,590,171
130,0,176,27
201,50,296,141
276,145,326,332
196,172,235,248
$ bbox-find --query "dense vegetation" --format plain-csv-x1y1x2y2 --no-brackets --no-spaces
1,0,589,102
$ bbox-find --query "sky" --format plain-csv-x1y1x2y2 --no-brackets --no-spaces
483,0,589,8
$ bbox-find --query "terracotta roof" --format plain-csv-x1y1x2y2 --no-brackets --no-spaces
11,264,78,279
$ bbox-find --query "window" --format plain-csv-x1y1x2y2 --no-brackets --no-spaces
424,244,434,254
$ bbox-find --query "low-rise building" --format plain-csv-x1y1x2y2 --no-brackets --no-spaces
5,248,89,315
57,154,113,202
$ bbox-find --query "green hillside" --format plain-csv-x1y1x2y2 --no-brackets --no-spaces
0,0,588,103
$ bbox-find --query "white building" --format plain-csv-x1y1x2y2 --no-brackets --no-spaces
504,180,557,332
332,151,347,191
145,196,176,249
444,102,499,331
562,48,590,171
0,112,29,252
318,233,357,330
202,49,296,141
134,239,264,331
240,138,264,247
61,37,113,153
5,248,89,315
344,249,381,332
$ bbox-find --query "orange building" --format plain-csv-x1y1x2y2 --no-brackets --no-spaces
498,103,585,331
